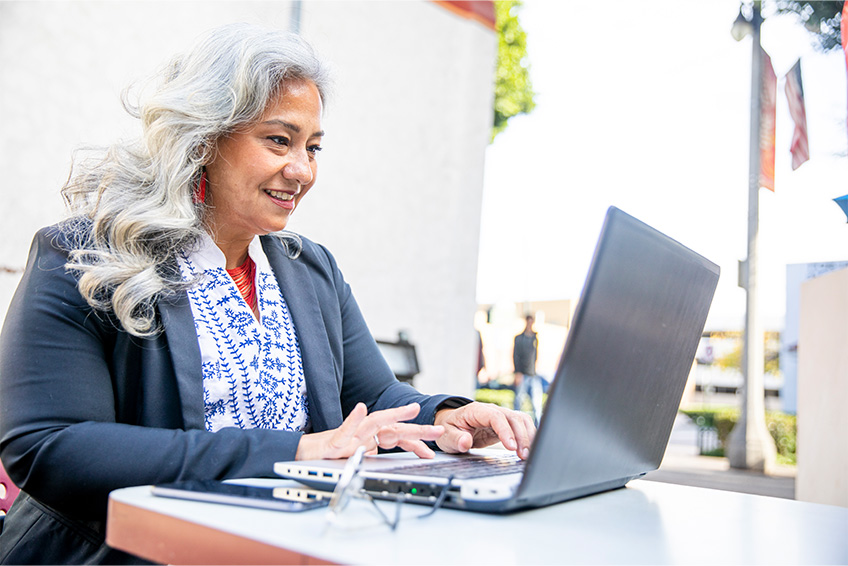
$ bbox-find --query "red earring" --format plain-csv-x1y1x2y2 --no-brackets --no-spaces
193,170,207,204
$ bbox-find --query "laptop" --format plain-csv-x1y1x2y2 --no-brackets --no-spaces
275,206,720,513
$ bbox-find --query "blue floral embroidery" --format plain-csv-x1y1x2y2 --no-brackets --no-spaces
179,249,308,433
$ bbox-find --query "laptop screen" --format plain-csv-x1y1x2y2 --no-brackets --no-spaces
516,207,719,503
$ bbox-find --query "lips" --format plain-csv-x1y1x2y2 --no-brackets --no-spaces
263,189,301,211
264,189,297,202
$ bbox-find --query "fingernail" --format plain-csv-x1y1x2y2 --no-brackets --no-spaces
522,447,530,459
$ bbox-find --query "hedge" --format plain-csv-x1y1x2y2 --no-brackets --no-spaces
680,406,796,465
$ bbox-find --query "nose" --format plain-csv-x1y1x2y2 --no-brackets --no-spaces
282,149,313,186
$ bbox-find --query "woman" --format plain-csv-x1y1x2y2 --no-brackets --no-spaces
0,23,534,564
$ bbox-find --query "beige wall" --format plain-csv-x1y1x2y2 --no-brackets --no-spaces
0,1,495,397
797,268,848,507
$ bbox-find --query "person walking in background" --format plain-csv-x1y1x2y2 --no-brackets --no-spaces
513,315,543,423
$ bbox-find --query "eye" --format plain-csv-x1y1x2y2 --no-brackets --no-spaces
307,145,323,157
267,136,290,146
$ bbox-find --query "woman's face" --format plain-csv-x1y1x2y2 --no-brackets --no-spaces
205,79,323,246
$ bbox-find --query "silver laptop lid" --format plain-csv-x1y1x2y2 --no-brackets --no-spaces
515,206,719,505
275,207,719,511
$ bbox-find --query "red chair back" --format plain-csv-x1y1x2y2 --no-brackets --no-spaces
1,459,20,514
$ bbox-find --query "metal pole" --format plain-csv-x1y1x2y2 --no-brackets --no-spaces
290,0,302,34
727,0,777,472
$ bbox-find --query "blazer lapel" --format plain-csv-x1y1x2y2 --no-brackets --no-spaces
159,291,205,430
262,237,343,432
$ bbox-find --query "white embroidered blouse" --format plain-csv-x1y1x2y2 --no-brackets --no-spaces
177,234,309,433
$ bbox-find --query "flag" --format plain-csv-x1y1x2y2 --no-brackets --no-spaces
432,1,496,30
843,3,848,143
760,48,777,191
785,60,810,170
834,195,848,222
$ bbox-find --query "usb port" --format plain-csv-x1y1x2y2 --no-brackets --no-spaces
307,470,318,476
322,472,333,478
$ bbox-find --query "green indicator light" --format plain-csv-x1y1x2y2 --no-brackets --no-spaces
410,488,418,494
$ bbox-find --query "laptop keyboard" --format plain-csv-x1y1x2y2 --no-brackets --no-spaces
377,453,525,479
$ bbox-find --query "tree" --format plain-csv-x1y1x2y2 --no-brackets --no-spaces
492,0,536,141
768,0,844,51
713,331,782,375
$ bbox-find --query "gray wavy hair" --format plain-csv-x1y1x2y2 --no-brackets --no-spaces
61,23,331,337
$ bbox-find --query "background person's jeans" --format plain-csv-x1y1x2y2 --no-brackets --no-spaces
514,374,544,426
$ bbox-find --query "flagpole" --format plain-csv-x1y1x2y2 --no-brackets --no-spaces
727,0,777,473
289,1,302,33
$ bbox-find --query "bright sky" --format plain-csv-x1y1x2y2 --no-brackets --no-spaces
476,0,848,329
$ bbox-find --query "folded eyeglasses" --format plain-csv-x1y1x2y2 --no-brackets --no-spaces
324,446,453,531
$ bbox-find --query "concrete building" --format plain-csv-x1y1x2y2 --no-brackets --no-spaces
0,1,497,398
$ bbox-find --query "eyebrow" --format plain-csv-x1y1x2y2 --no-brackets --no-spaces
261,119,324,138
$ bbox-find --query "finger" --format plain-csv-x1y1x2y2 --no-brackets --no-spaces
328,403,369,454
343,402,369,430
366,402,422,428
479,408,519,452
505,410,536,459
336,403,426,456
396,438,436,459
431,406,478,453
435,426,473,454
354,403,425,449
373,423,444,449
372,423,443,459
369,428,385,454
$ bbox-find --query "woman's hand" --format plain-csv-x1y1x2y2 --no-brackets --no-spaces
434,402,536,459
295,402,444,461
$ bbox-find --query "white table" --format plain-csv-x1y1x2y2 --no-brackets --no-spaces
106,478,848,565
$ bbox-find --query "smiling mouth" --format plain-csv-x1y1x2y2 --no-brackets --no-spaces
264,189,297,201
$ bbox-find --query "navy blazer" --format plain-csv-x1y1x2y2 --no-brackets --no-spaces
0,224,458,564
